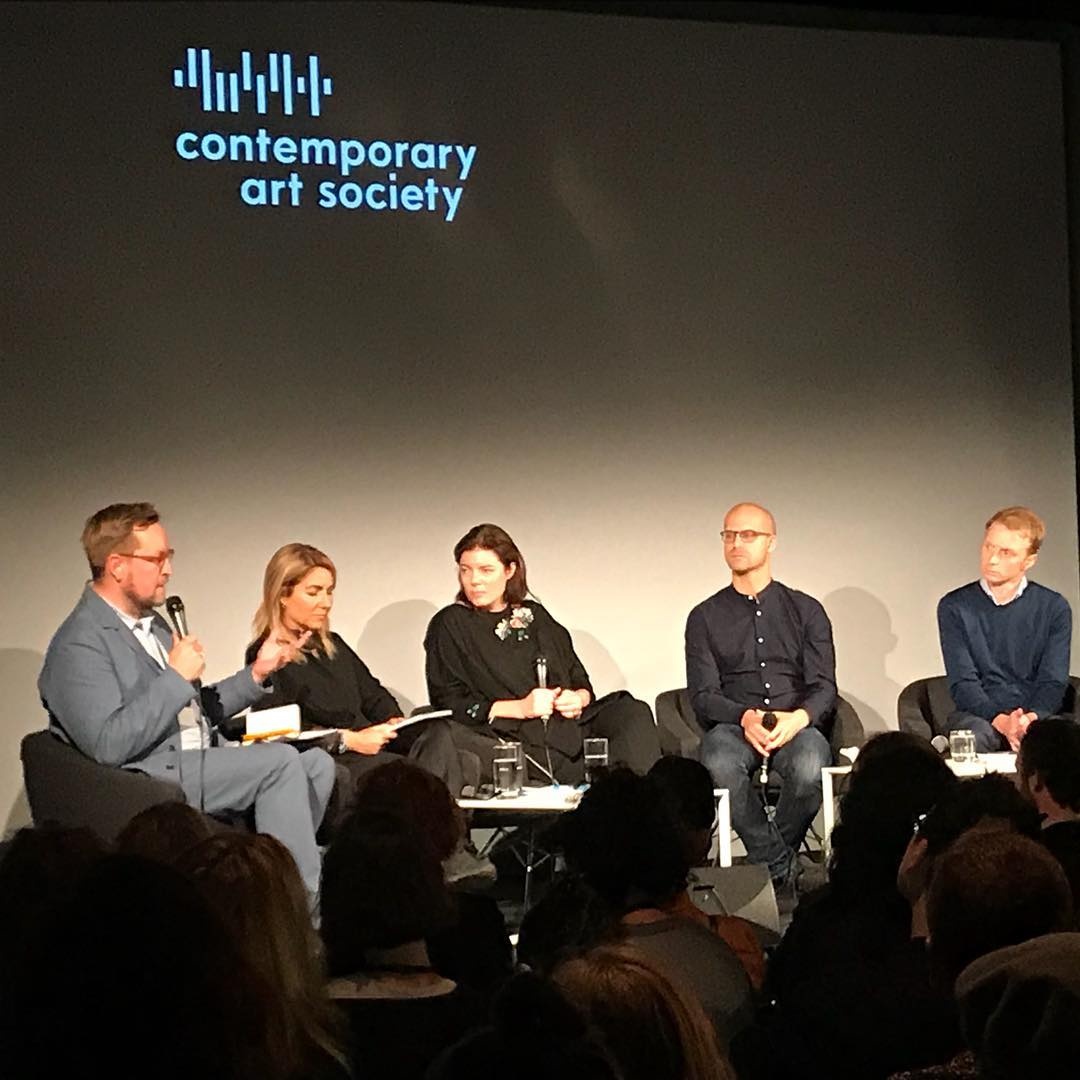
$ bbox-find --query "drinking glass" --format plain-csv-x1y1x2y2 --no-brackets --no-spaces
949,729,977,763
493,741,524,798
583,737,609,785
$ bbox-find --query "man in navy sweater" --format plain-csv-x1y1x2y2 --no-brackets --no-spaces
937,507,1072,753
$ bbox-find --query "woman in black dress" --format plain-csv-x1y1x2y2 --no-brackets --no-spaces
424,523,660,784
248,543,463,798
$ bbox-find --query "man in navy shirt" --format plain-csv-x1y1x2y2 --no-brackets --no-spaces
937,507,1072,753
686,502,836,887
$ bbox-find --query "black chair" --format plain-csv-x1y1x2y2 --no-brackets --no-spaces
897,675,1080,741
654,688,864,764
20,730,185,843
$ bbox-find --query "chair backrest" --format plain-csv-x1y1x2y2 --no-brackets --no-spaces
654,689,863,764
20,730,184,843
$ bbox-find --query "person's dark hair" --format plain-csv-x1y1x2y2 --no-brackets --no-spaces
0,826,108,1004
81,502,160,580
517,873,618,975
918,773,1041,857
828,733,956,896
561,768,688,911
352,759,463,863
453,523,529,606
321,807,455,976
427,972,620,1080
851,730,940,774
1018,716,1080,813
8,854,272,1079
178,833,346,1077
648,756,715,832
116,800,214,865
927,830,1072,989
553,944,734,1080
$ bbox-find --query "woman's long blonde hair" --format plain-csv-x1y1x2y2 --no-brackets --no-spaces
252,543,337,658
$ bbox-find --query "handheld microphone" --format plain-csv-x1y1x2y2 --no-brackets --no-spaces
165,595,201,691
759,711,778,785
535,656,550,722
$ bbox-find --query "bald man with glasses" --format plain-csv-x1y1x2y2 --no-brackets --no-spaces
685,503,836,889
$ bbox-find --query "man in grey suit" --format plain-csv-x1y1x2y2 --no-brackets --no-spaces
38,502,335,902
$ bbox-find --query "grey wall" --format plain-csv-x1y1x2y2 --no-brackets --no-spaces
2,1,1076,831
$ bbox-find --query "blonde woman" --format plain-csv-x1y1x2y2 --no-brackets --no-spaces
247,543,463,799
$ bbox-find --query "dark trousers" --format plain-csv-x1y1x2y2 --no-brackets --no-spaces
448,693,661,785
323,719,464,834
699,723,832,881
944,710,1009,753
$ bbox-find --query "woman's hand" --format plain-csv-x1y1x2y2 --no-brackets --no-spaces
520,687,560,719
554,689,590,720
340,724,398,755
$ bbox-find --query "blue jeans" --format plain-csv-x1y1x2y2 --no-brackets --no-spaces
699,723,832,881
945,711,1009,753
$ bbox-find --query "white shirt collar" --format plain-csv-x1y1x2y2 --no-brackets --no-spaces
980,575,1029,607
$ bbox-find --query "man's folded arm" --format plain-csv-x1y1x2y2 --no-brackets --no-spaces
686,609,745,729
937,598,996,721
1028,597,1073,718
42,638,195,766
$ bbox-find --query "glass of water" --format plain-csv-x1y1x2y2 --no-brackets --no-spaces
493,741,524,798
949,729,977,763
583,737,609,785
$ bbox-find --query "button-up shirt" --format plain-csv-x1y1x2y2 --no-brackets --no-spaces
685,580,837,730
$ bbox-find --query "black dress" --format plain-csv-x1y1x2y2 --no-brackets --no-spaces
424,601,659,783
246,633,463,806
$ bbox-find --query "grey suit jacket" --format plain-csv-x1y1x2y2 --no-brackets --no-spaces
38,587,266,777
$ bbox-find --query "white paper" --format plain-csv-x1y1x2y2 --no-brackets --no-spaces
392,709,452,730
245,703,301,738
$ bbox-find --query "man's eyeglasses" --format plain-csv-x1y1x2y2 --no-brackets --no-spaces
118,549,174,569
721,530,772,544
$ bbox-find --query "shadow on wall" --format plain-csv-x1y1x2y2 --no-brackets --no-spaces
569,629,627,700
356,599,440,714
824,587,900,736
1,649,45,835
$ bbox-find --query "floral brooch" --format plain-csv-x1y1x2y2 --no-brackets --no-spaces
495,605,533,642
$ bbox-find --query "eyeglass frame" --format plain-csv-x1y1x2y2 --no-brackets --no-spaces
721,530,773,545
116,549,175,569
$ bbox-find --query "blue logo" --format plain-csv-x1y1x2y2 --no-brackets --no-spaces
172,48,333,118
171,46,477,221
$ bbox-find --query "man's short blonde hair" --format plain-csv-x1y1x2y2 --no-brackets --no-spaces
81,502,160,580
985,506,1046,555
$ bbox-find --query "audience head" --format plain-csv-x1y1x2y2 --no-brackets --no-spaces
517,873,617,976
1018,716,1080,818
927,830,1072,990
956,932,1080,1080
553,944,734,1080
648,756,716,866
253,541,337,655
11,853,269,1079
116,799,213,865
80,501,160,581
917,773,1041,859
177,831,343,1077
0,825,108,991
827,731,955,897
352,758,463,863
428,972,620,1080
321,807,455,977
453,523,528,609
561,767,688,912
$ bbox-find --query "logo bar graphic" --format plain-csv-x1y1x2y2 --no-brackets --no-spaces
172,48,333,117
